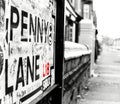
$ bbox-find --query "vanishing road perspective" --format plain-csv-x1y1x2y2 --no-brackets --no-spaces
79,45,120,104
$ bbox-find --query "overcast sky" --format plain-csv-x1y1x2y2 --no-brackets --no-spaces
93,0,120,39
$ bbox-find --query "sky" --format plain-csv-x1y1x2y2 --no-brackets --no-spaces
93,0,120,39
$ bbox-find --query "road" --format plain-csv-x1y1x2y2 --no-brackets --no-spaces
79,45,120,104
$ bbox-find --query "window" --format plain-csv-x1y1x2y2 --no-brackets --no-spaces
65,17,74,41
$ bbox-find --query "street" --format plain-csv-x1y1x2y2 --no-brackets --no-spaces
79,45,120,104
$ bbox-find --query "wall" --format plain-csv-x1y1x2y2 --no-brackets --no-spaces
63,41,91,104
63,54,90,104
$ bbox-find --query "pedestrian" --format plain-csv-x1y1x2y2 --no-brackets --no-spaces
94,29,101,63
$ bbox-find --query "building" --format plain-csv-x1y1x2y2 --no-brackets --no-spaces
63,0,95,104
64,0,82,42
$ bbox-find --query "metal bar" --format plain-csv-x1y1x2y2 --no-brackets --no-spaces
54,0,65,104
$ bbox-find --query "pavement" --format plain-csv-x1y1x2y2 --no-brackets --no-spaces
78,45,120,104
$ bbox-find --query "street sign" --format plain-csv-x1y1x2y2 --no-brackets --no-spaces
0,0,56,103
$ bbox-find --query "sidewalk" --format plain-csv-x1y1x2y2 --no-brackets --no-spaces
78,46,120,104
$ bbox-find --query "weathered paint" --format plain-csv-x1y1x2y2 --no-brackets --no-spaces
0,0,56,103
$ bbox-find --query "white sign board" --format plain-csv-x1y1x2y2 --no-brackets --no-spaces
0,0,56,103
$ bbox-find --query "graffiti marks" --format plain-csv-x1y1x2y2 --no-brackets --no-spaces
5,55,51,94
16,90,26,98
9,58,17,76
9,43,32,56
42,76,51,91
0,0,5,31
0,45,4,77
1,0,56,103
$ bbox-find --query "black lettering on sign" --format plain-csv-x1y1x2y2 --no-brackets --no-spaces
26,56,34,85
35,55,39,80
44,20,49,43
10,6,19,41
49,23,52,46
6,19,9,44
21,10,28,41
29,14,37,42
9,5,53,44
5,59,13,95
16,57,25,90
37,18,43,43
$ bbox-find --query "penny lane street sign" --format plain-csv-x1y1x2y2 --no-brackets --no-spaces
0,0,56,103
